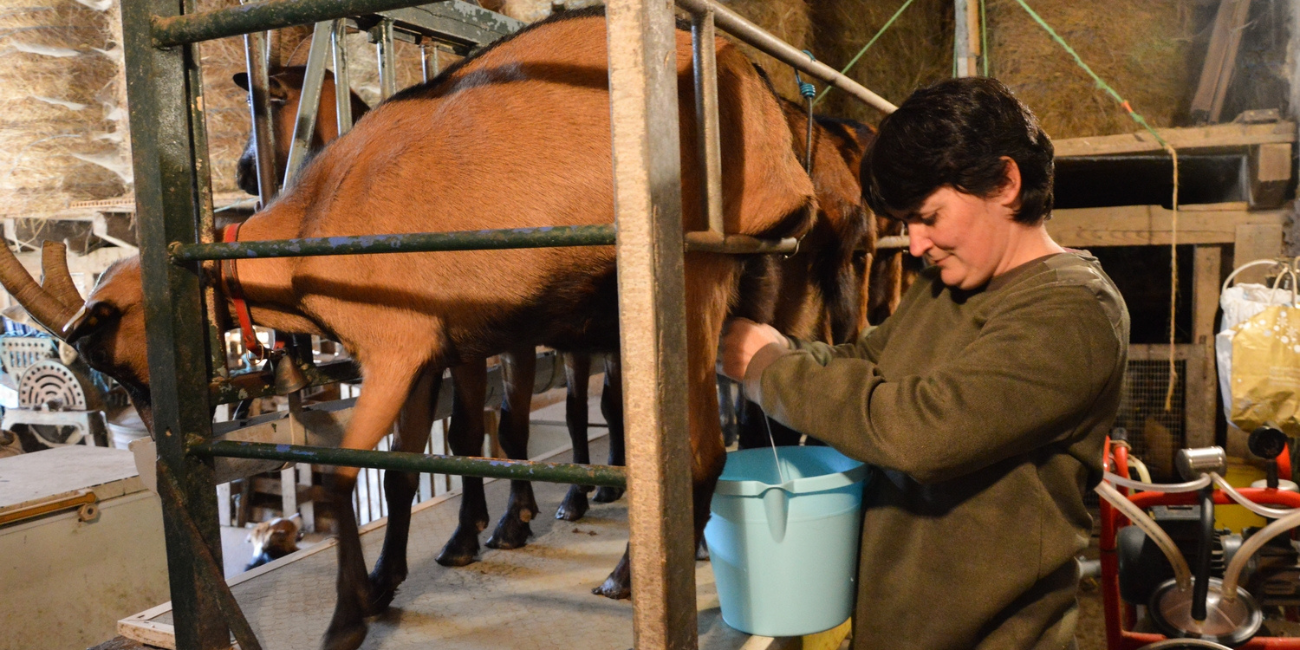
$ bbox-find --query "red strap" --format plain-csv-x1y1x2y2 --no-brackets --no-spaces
221,223,264,356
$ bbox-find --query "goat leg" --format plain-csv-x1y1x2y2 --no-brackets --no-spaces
592,356,625,504
368,364,439,612
486,346,539,549
436,361,490,567
556,351,592,521
322,472,371,650
592,255,733,600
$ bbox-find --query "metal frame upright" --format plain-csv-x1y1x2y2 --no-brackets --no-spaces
117,0,894,648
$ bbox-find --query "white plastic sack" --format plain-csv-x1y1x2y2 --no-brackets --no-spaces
1217,261,1298,424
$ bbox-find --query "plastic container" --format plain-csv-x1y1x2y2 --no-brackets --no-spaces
704,446,870,637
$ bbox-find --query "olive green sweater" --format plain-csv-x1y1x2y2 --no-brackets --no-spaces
744,252,1129,650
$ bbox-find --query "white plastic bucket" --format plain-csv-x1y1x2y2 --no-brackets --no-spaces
705,446,869,637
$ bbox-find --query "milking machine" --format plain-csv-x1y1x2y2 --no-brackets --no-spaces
1101,429,1300,649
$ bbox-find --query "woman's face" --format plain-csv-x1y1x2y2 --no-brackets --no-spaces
901,187,1013,290
895,160,1024,290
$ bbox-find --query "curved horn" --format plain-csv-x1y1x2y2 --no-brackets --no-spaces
41,241,83,310
0,238,78,335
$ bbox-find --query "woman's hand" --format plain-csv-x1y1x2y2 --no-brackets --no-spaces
718,318,789,381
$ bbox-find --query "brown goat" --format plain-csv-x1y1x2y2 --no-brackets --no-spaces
0,9,814,649
232,67,557,565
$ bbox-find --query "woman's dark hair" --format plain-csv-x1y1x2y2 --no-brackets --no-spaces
863,77,1054,224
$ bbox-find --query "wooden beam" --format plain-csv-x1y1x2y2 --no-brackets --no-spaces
1192,246,1223,346
1190,0,1253,124
1232,222,1285,284
1053,120,1294,158
1248,143,1293,209
1047,204,1286,247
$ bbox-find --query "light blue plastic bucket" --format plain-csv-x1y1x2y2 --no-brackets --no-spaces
705,446,869,637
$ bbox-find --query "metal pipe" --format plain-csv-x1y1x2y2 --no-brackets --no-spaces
684,232,797,253
875,235,909,250
283,21,332,185
331,19,353,136
376,18,397,100
189,440,629,488
152,0,433,47
172,225,804,261
241,17,278,203
170,224,618,261
675,0,897,114
690,10,723,236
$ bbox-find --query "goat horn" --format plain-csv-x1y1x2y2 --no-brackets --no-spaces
41,241,83,310
0,237,79,336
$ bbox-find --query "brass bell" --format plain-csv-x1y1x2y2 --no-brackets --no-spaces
273,351,310,395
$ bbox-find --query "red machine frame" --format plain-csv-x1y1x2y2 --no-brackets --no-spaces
1101,441,1300,649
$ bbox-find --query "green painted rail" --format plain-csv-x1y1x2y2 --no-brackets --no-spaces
170,225,617,262
151,0,515,47
189,440,628,488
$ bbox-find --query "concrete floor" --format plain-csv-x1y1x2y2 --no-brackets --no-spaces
132,434,763,650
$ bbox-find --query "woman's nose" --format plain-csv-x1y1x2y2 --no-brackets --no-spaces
908,225,931,259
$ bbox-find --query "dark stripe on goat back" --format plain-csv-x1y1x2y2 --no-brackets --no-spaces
385,5,610,106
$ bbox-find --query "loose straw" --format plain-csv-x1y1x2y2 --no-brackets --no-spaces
1011,0,1181,409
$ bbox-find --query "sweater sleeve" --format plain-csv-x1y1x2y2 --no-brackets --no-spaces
754,284,1121,484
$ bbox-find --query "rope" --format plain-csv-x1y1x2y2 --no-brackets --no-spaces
793,50,817,173
1010,0,1181,410
813,0,917,106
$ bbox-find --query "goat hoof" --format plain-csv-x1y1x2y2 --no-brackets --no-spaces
367,570,403,614
321,620,367,650
593,486,624,503
591,573,632,600
696,538,710,561
435,528,480,567
555,485,589,521
485,514,533,550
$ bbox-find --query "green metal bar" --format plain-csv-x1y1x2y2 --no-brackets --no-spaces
152,0,513,47
169,225,617,262
190,440,629,488
157,465,264,650
121,0,228,646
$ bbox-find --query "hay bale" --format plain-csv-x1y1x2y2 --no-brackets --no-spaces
986,0,1195,139
0,0,130,218
715,0,812,103
811,0,954,127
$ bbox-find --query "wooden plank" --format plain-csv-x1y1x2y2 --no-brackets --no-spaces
1190,0,1253,123
1184,346,1214,448
1232,222,1285,284
1192,246,1223,345
1047,205,1285,247
1128,344,1206,361
1248,143,1293,208
1053,121,1294,158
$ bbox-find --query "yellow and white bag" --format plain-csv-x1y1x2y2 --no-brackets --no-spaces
1217,261,1300,436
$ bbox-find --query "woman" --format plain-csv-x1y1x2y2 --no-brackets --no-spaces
719,78,1129,649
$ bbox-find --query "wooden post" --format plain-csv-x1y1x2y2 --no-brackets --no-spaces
954,0,981,77
1188,245,1223,448
606,0,698,646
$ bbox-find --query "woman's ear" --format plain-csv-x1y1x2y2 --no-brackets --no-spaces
996,157,1022,212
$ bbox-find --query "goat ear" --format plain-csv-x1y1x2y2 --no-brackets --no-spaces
233,72,250,91
63,300,118,344
267,77,289,103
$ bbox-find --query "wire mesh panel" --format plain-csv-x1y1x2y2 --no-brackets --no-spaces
1114,358,1186,480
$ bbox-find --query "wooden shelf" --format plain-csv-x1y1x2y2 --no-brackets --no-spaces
1054,120,1295,158
1047,202,1286,247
